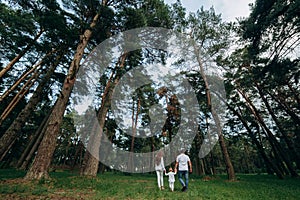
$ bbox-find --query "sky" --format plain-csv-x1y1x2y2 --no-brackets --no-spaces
164,0,255,22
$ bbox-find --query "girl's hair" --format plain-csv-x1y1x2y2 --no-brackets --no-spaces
155,151,163,165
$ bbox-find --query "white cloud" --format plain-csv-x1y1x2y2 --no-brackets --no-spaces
164,0,254,22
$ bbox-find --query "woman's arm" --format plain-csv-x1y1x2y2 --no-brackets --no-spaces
161,157,165,171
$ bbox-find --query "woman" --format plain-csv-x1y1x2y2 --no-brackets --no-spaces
155,151,165,190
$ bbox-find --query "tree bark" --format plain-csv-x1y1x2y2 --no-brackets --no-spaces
80,117,102,176
0,48,56,104
129,97,140,172
16,108,51,168
215,80,284,178
0,53,61,158
0,71,38,125
71,141,84,169
80,53,127,176
255,83,300,167
24,13,100,180
194,44,236,180
19,113,49,170
237,87,298,177
228,102,285,179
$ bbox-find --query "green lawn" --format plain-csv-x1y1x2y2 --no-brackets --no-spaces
0,169,299,199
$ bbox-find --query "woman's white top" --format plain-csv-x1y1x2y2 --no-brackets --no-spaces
155,157,165,171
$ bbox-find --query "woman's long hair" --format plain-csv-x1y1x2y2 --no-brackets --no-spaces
155,151,163,165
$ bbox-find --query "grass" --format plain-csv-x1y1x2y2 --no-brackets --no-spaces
0,169,300,199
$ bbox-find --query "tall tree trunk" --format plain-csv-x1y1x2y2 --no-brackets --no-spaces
255,83,300,167
195,131,205,176
129,97,140,172
0,52,62,159
80,53,127,176
0,138,16,162
194,45,236,181
0,71,38,125
0,29,44,79
226,100,285,179
16,108,52,168
237,87,298,177
0,48,56,103
80,117,102,176
205,116,216,176
71,141,84,169
0,60,39,103
246,118,285,178
24,13,100,180
19,113,49,170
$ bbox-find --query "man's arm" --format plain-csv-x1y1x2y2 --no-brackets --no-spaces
174,161,178,173
188,160,192,173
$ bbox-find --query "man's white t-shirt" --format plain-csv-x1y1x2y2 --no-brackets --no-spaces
176,153,190,171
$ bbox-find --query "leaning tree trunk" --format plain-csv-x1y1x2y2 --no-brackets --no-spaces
17,106,52,169
214,90,285,179
19,111,50,170
0,71,39,125
80,117,102,176
216,118,236,180
80,53,127,176
0,48,56,104
0,29,44,79
232,103,285,179
0,52,62,159
24,14,100,180
237,87,298,178
255,83,300,167
0,60,40,103
194,45,236,181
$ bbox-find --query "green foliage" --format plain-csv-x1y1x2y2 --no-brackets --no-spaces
0,3,35,60
241,0,300,59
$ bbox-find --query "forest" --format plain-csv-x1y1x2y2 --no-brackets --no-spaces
0,0,299,191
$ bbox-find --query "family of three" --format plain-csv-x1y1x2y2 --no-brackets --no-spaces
155,149,192,192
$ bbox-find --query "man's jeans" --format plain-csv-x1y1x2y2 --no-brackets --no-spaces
178,170,189,188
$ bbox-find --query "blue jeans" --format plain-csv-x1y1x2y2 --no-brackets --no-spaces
178,170,189,188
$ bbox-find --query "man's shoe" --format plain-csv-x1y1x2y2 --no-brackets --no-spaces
181,186,186,192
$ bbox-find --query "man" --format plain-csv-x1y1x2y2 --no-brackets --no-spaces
174,149,192,192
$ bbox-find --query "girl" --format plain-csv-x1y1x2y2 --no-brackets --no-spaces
165,167,176,192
